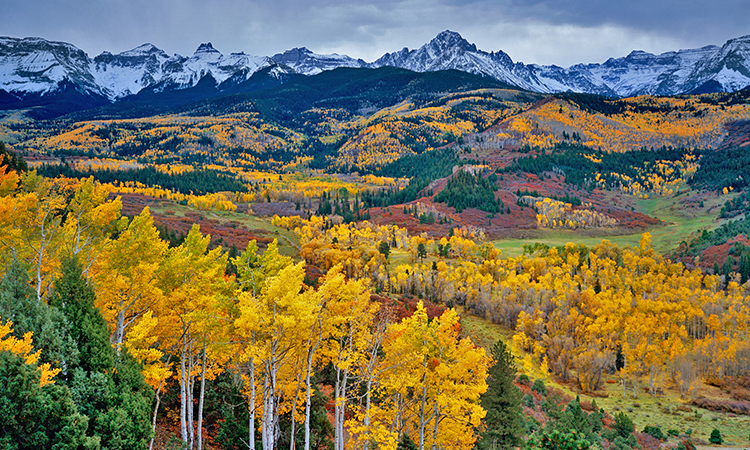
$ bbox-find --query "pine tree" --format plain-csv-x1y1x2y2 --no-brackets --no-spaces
397,433,419,450
477,339,524,450
709,429,723,445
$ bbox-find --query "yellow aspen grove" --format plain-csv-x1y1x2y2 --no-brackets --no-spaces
235,261,318,450
318,265,379,450
155,224,228,449
0,172,70,301
347,307,395,450
62,176,125,274
379,303,489,450
93,207,167,349
0,156,20,197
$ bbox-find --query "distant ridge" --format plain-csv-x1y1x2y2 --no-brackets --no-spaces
2,31,749,114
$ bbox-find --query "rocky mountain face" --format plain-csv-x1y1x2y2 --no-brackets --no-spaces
1,31,749,111
0,37,289,102
271,47,367,75
369,31,750,96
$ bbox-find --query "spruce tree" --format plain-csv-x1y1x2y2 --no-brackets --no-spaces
0,258,78,373
477,339,524,450
0,351,94,450
50,256,152,449
50,256,114,375
557,397,591,436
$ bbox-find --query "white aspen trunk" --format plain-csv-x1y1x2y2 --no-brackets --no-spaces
431,400,440,450
393,393,401,435
149,379,165,450
35,236,45,301
362,377,373,450
303,354,313,450
289,364,303,450
248,356,256,450
262,368,270,450
336,365,350,450
197,344,207,450
149,352,174,450
418,369,428,450
180,337,189,446
304,320,322,450
115,308,125,352
188,344,195,449
271,358,281,449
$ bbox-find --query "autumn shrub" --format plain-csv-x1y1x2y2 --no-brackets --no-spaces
635,432,661,450
689,396,750,415
676,439,696,450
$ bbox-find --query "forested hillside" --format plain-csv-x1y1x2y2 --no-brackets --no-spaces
2,74,750,449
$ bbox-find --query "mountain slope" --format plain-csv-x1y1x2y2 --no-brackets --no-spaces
2,32,750,118
0,37,289,103
271,47,367,75
371,31,750,97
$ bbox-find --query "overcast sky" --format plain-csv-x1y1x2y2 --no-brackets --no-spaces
2,0,748,67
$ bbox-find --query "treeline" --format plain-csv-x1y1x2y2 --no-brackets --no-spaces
515,189,582,206
719,190,750,218
690,146,750,192
554,92,675,116
316,190,371,223
434,170,506,213
678,218,750,256
675,218,750,282
359,147,466,208
500,143,691,190
0,142,28,173
36,164,248,195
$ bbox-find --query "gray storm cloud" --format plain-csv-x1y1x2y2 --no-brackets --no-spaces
1,0,748,67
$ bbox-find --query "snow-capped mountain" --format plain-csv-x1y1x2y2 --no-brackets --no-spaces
271,47,366,75
1,37,288,102
369,30,750,96
1,31,750,112
0,37,106,99
92,43,171,98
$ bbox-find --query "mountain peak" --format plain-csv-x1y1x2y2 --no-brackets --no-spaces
429,30,475,52
119,43,167,58
434,30,463,43
194,42,220,55
133,43,159,52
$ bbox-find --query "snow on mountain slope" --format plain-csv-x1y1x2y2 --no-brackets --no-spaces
0,37,103,97
1,38,283,101
154,43,276,92
93,43,171,99
271,47,366,75
1,31,749,106
369,30,750,96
